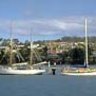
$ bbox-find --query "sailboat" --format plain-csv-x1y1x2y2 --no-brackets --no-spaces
0,23,46,75
61,18,96,76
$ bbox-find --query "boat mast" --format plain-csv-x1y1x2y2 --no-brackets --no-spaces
9,22,13,65
85,18,89,67
30,30,33,65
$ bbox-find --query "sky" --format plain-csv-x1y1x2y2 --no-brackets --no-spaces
0,0,96,41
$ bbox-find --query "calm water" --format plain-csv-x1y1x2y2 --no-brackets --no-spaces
0,75,96,96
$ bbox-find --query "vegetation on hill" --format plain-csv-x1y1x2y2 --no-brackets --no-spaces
0,36,96,65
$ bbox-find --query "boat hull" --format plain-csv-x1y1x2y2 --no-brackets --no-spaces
0,66,45,75
62,72,96,76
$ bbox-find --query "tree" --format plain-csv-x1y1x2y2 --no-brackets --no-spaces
69,47,85,64
43,46,48,57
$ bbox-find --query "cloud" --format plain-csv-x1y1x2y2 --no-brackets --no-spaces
0,16,96,38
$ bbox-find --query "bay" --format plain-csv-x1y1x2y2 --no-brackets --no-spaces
0,75,96,96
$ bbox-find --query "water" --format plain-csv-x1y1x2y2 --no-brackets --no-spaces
0,75,96,96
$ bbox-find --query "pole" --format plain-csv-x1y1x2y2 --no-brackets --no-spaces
85,18,88,67
30,29,33,65
9,22,13,65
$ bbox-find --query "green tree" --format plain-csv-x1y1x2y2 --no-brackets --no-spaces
69,47,85,64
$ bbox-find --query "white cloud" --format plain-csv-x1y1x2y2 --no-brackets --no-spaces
0,16,96,37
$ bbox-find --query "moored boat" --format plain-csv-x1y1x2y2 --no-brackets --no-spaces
61,67,96,76
0,23,46,75
61,18,96,76
0,65,45,75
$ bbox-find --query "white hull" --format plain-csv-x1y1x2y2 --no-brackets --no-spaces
0,66,45,75
62,72,96,76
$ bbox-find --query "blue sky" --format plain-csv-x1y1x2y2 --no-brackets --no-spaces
0,0,96,41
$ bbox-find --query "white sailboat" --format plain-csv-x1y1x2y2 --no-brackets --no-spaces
0,23,46,75
62,18,96,76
